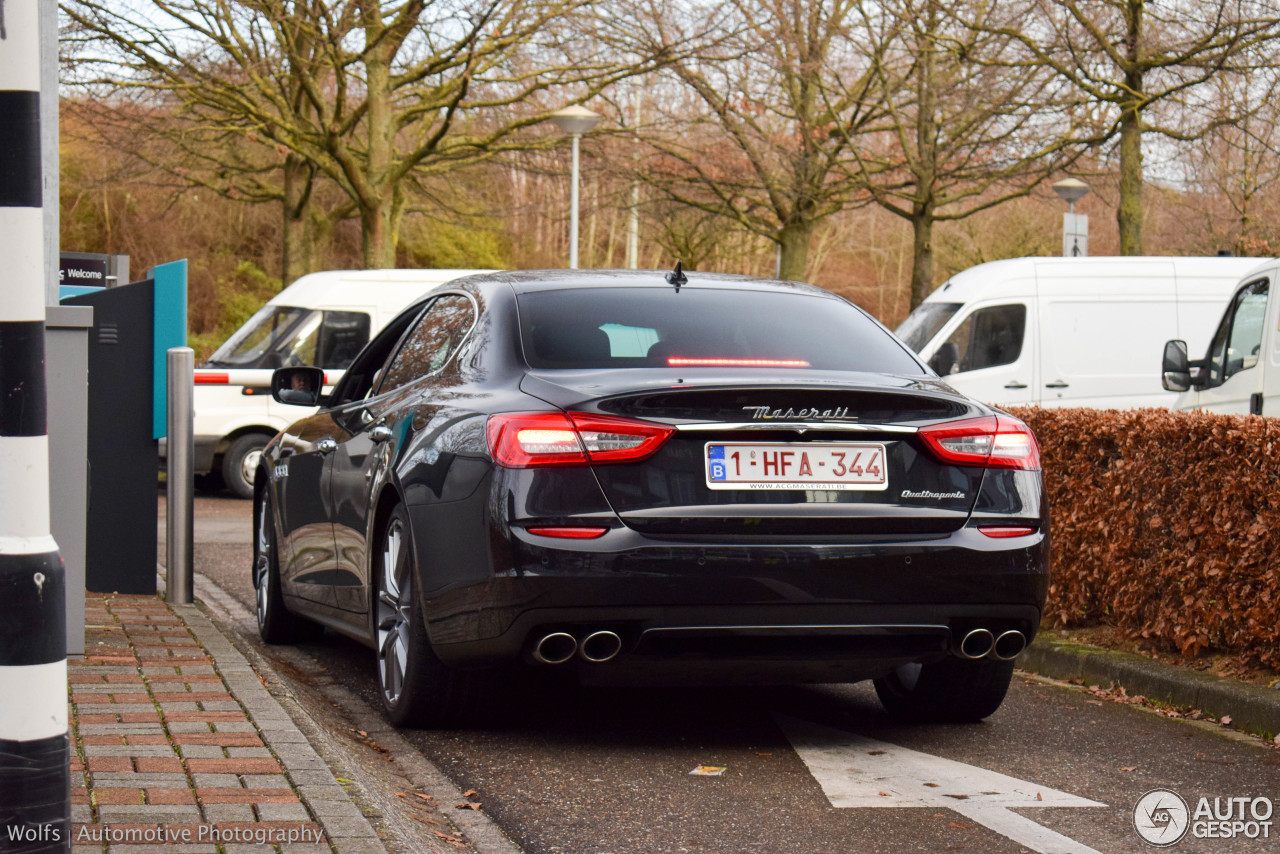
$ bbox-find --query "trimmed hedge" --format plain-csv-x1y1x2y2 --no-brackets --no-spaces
1008,407,1280,669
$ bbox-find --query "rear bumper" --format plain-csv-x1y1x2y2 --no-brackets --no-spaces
413,512,1048,677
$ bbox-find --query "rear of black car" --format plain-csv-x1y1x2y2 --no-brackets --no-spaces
422,276,1048,718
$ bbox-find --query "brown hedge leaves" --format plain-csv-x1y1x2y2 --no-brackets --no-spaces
1008,407,1280,668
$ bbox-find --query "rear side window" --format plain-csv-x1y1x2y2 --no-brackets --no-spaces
378,295,476,393
517,288,924,374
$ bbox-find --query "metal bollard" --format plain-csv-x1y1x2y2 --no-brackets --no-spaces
166,347,195,604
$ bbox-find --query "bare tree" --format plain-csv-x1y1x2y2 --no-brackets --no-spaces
984,0,1280,255
846,0,1086,309
1184,68,1280,255
632,0,890,281
63,0,680,271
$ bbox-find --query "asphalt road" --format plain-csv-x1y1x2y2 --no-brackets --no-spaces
170,493,1280,854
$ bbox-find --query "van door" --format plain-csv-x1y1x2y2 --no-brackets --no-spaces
1036,261,1177,408
927,300,1037,406
1193,276,1270,415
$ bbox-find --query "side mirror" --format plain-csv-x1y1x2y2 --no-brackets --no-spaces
929,342,960,376
272,366,325,406
1161,340,1191,392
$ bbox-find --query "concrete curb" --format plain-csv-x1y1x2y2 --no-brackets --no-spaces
1018,638,1280,739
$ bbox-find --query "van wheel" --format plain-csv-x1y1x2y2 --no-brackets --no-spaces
873,657,1014,722
222,434,269,500
376,505,498,727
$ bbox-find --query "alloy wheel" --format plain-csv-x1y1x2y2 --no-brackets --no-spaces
377,517,413,706
255,499,271,630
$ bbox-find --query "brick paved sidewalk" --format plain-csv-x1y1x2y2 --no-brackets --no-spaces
70,594,386,853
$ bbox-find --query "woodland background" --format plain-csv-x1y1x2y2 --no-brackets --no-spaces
57,0,1280,355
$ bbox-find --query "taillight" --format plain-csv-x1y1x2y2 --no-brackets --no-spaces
487,412,674,468
919,415,1040,470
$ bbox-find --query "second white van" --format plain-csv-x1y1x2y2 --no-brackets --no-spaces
895,256,1267,409
1161,257,1280,416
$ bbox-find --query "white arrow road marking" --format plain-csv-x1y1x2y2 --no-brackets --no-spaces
778,715,1107,854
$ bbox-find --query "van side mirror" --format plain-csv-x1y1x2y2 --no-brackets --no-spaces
272,366,325,406
1161,340,1191,392
929,342,961,376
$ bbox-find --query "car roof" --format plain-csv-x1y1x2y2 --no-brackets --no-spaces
464,269,841,299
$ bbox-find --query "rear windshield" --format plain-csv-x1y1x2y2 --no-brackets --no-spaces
517,287,925,374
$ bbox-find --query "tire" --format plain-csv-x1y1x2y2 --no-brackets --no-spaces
376,504,497,727
873,656,1015,723
255,491,323,644
222,434,270,500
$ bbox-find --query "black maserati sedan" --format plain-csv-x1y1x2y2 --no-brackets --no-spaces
254,268,1048,727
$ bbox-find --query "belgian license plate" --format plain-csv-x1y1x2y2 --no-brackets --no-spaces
704,442,888,491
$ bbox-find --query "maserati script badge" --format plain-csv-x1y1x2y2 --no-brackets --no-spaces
743,405,857,421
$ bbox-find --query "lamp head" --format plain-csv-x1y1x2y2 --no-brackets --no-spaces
549,105,602,136
1052,178,1090,205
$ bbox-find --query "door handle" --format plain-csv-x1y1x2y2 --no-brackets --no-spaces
370,425,393,444
1045,380,1070,389
1003,381,1028,389
316,438,338,455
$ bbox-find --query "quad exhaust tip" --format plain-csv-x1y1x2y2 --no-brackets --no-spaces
958,628,995,660
533,632,577,665
580,631,622,663
993,630,1027,661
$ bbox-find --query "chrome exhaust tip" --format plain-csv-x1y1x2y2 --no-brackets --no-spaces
580,630,622,663
958,628,995,660
533,632,577,665
993,630,1027,661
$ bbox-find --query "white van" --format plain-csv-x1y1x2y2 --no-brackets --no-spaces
191,268,492,497
896,256,1266,409
1161,258,1280,415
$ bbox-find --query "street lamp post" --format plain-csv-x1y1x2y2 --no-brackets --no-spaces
1053,178,1090,257
549,106,602,269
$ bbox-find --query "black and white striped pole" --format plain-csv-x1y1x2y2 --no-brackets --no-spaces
0,2,71,851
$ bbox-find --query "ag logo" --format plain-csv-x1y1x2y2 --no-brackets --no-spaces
1134,789,1190,846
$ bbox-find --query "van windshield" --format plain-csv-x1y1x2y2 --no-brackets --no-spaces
205,305,371,369
895,302,962,353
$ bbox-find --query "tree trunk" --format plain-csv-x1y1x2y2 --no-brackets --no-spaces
360,197,397,269
360,13,397,269
1117,105,1144,255
909,209,935,310
908,0,939,310
1117,4,1145,256
776,221,813,281
282,154,312,285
